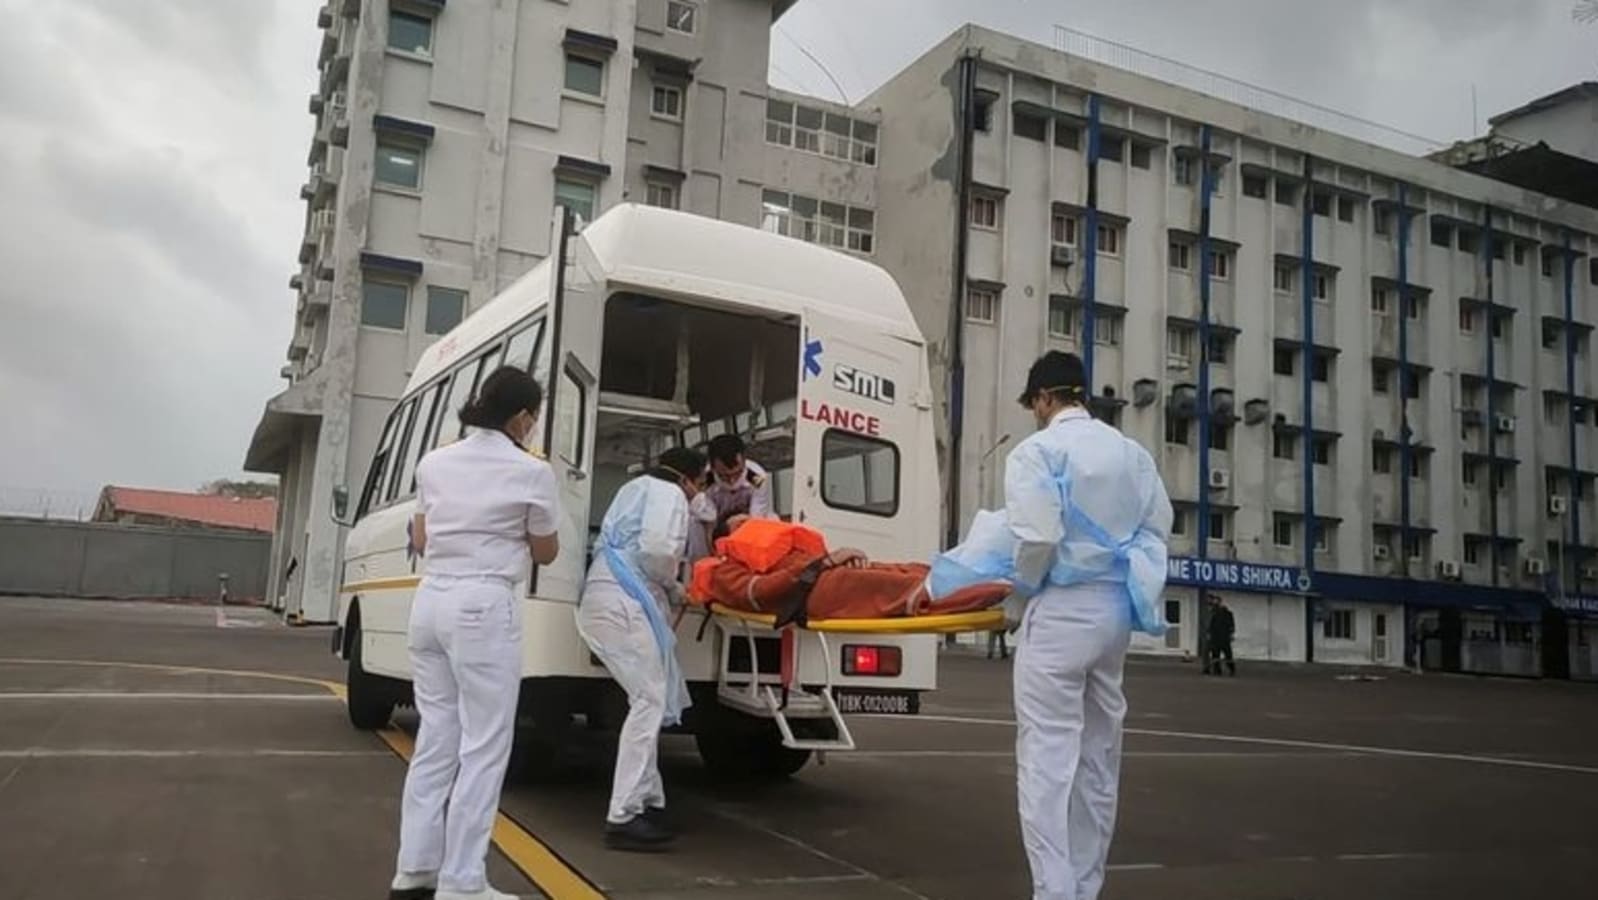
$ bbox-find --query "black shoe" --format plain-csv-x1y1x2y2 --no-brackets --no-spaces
641,806,676,834
605,815,675,852
388,888,434,900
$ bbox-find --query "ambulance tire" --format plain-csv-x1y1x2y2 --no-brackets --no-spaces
695,714,812,781
345,620,397,731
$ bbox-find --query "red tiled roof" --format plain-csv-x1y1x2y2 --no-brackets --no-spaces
102,487,277,534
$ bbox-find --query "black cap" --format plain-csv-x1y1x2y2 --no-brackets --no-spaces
1017,351,1088,407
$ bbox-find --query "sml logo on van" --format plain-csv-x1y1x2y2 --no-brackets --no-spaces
833,364,896,405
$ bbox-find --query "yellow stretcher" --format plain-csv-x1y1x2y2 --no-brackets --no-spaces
702,603,1006,755
707,603,1005,634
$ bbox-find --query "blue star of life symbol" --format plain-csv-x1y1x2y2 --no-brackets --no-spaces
803,335,823,380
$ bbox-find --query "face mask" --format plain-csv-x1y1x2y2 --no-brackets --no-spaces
689,491,718,523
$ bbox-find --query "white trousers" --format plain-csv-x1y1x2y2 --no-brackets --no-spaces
1013,583,1132,900
396,575,522,893
576,577,667,824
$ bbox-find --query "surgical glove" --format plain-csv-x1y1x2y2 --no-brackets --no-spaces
1002,593,1028,634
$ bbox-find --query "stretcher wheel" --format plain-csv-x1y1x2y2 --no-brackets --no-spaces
345,618,397,730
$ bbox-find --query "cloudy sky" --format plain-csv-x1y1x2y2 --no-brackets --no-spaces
0,0,1592,512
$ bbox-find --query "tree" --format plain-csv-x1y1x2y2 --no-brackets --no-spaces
200,479,278,499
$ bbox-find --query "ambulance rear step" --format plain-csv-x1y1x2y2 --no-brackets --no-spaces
713,616,856,753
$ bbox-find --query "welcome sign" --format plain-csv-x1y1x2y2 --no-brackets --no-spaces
1167,557,1314,594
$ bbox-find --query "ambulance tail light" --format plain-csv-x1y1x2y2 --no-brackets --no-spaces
842,644,902,677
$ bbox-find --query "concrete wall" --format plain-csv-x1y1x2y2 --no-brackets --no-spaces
1495,97,1598,164
0,517,271,602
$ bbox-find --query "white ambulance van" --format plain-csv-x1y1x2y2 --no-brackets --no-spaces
330,204,941,778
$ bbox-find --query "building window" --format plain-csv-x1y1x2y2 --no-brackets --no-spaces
1336,196,1356,222
846,207,875,253
1372,363,1390,394
1409,454,1425,479
1209,423,1231,451
1169,241,1191,271
424,286,466,336
1372,287,1390,314
764,99,793,145
1541,253,1554,278
1275,181,1298,207
1170,508,1189,537
1273,346,1296,376
1457,229,1479,254
1098,134,1125,162
1464,539,1481,566
973,93,994,133
1167,325,1194,365
1313,272,1331,301
1209,333,1229,365
1374,209,1392,236
361,281,409,330
666,0,698,34
1096,223,1121,256
1513,243,1526,266
565,54,605,97
764,100,876,164
1404,534,1425,562
1323,609,1354,640
1431,221,1452,248
1164,416,1191,446
388,10,433,55
1208,511,1228,542
651,84,683,120
1405,294,1422,321
1495,465,1511,491
1173,156,1195,186
1273,432,1296,461
554,177,597,223
970,195,1000,230
645,181,677,209
1462,461,1478,487
1273,514,1294,548
1274,265,1293,293
374,141,424,190
1490,315,1506,341
1590,258,1598,286
1373,446,1393,473
1047,297,1074,338
966,288,998,324
1054,123,1080,150
851,120,878,165
1459,307,1477,334
1311,352,1331,383
1209,250,1230,280
1242,174,1267,198
1312,436,1333,466
1543,321,1561,350
1312,191,1332,217
1130,144,1152,169
1095,316,1123,346
817,201,848,246
1013,110,1047,141
1051,214,1078,246
822,112,853,159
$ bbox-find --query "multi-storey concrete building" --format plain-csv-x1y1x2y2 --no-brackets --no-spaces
246,0,803,623
866,27,1598,676
248,8,1598,678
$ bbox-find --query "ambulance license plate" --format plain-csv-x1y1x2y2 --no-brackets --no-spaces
834,689,919,715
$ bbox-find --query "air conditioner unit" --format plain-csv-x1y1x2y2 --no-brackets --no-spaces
1494,414,1516,434
1549,495,1569,516
1437,559,1462,579
1050,245,1078,267
1525,557,1547,576
1208,469,1230,490
1373,544,1391,561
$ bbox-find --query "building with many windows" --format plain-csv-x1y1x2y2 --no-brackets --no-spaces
248,7,1598,678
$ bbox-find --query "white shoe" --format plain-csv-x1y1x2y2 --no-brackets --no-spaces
436,888,520,900
389,870,438,899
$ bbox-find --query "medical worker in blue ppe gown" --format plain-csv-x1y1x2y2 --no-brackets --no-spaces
1003,351,1173,900
394,366,560,900
578,446,709,852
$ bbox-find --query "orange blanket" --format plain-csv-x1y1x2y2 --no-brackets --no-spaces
692,549,1009,624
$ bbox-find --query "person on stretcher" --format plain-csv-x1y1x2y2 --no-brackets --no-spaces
688,516,1011,628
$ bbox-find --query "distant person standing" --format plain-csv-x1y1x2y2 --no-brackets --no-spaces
1204,597,1236,676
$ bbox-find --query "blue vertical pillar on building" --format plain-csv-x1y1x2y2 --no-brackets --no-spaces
1300,156,1317,661
1397,184,1413,578
1482,206,1499,585
1564,230,1583,591
1082,94,1102,382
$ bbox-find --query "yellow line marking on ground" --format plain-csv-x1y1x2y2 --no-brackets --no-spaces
0,657,605,899
340,576,424,594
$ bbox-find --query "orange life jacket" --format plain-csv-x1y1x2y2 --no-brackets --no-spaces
713,519,828,574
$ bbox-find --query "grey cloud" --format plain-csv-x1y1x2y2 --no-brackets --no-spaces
73,0,280,90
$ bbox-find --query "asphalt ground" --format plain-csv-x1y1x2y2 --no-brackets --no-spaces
2,596,1596,900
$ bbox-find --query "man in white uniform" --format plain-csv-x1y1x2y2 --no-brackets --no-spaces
578,447,708,851
703,434,774,538
1004,351,1173,900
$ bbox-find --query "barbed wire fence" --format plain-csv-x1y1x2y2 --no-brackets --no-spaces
0,486,102,522
1051,24,1451,157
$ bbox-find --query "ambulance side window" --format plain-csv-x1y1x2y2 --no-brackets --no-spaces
355,407,402,522
383,398,422,503
820,429,900,517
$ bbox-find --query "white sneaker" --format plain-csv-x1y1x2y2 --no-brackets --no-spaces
389,871,438,898
435,888,520,900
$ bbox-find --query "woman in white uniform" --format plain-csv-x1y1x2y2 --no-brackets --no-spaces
391,366,561,900
578,446,708,852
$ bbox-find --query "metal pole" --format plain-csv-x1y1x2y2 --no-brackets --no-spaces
945,55,976,552
1196,125,1216,670
1082,95,1102,382
1300,156,1317,663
